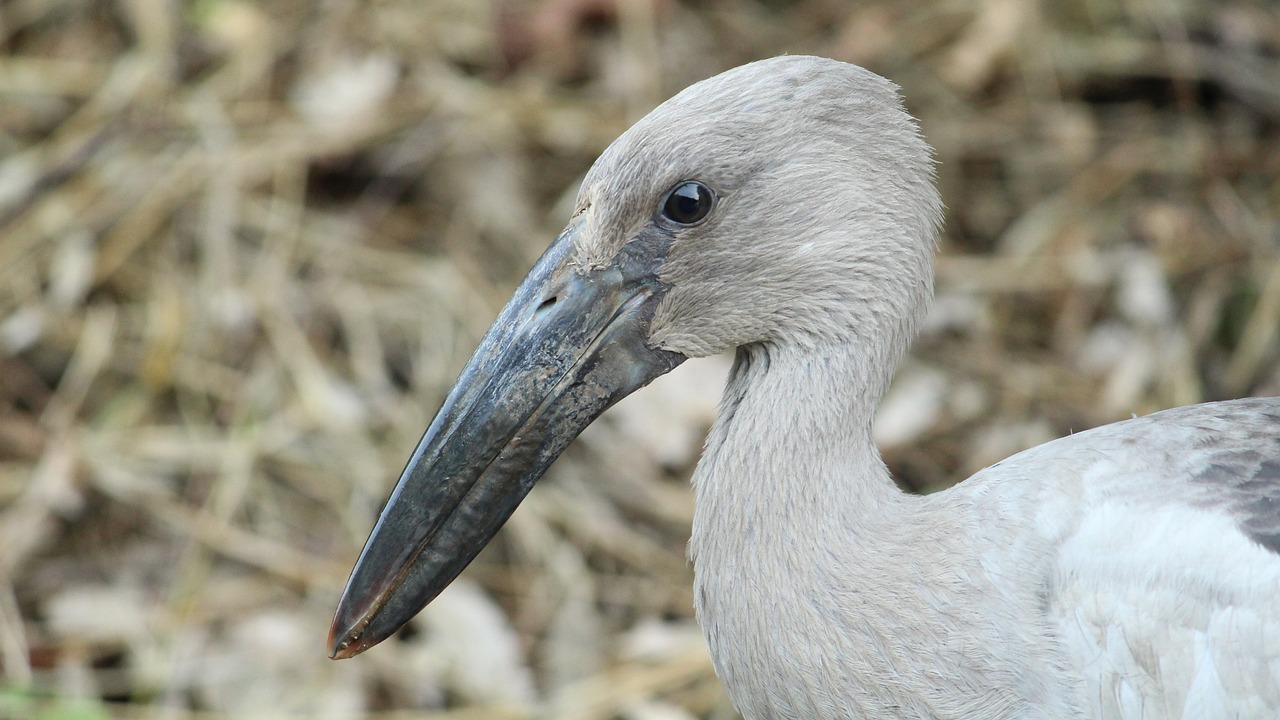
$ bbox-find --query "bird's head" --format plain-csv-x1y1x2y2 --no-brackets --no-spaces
329,55,941,658
578,55,940,356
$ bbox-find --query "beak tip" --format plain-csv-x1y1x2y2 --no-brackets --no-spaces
327,626,346,660
327,610,369,660
327,630,362,660
328,577,421,660
328,644,353,661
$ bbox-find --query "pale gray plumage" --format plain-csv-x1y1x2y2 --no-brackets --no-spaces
331,55,1280,719
573,56,1280,719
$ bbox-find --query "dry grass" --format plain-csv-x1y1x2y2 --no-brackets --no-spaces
1,0,1278,717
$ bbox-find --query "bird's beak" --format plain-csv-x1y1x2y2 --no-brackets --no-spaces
328,220,685,659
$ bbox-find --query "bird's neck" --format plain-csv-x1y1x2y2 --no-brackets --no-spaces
691,342,903,545
687,342,1043,718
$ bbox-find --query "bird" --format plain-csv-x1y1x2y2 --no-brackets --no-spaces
328,55,1280,719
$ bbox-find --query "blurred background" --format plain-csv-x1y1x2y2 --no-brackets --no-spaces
2,0,1278,717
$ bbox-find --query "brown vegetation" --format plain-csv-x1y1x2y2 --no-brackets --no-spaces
1,0,1278,717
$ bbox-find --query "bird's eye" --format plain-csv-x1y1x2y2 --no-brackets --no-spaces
661,181,715,226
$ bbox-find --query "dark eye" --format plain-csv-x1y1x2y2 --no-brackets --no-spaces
661,181,715,226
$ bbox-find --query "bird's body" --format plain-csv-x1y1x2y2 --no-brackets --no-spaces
695,385,1280,718
330,56,1280,719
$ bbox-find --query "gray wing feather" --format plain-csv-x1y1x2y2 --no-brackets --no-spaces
1172,397,1280,554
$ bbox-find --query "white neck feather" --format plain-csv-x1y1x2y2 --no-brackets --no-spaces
688,341,1078,719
